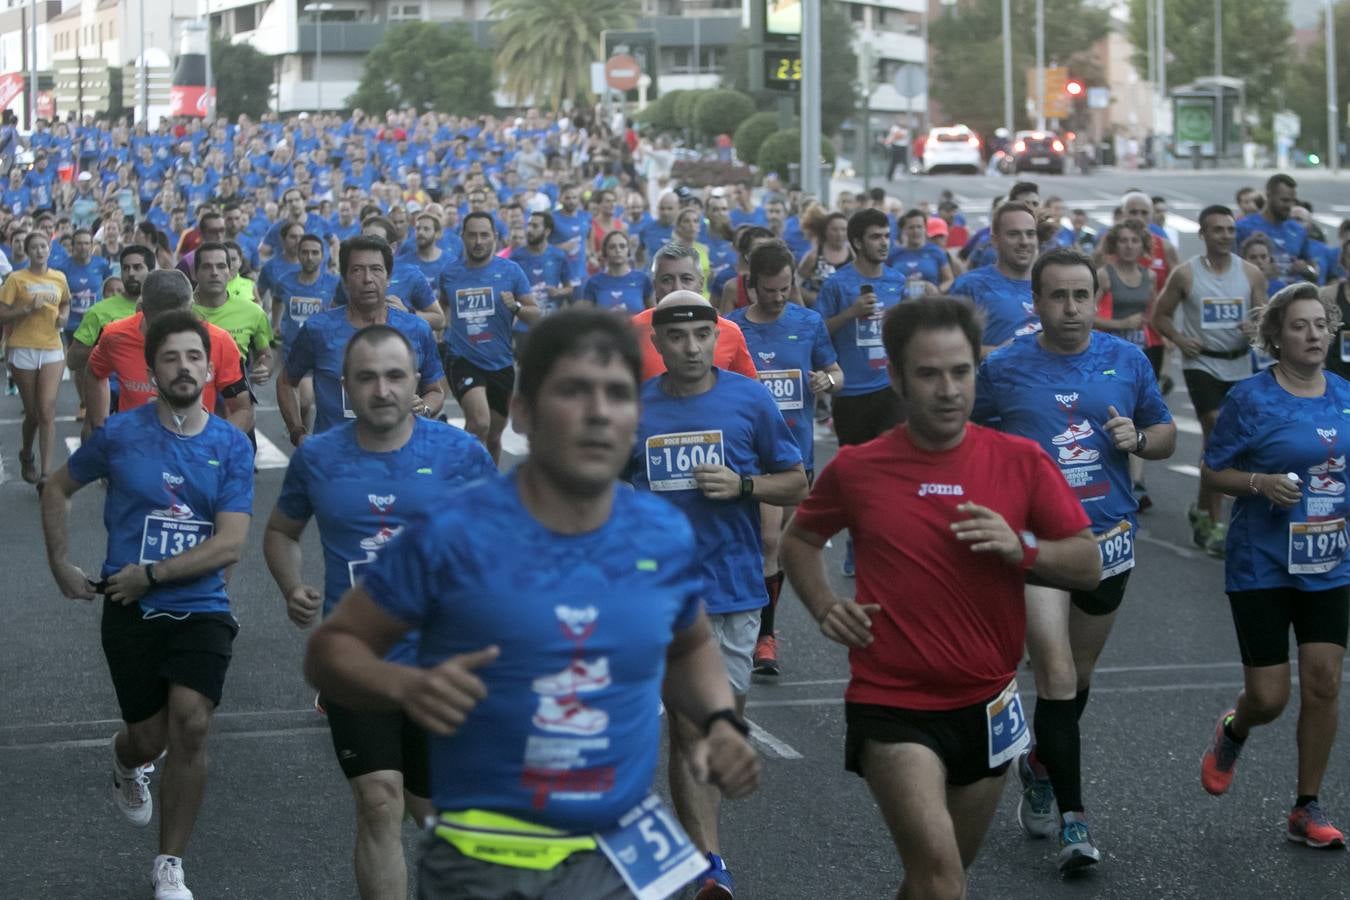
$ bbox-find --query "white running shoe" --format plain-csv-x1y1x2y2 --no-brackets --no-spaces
1057,444,1100,465
532,696,609,736
151,855,194,900
1310,455,1347,476
1311,474,1346,496
111,734,152,827
531,658,612,696
1051,421,1093,446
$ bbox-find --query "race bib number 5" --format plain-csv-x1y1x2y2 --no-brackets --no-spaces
1201,296,1244,330
985,678,1030,769
1289,519,1348,575
1097,520,1136,579
596,794,707,900
757,369,803,410
645,431,725,492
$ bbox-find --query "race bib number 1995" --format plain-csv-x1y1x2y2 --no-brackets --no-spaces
645,431,725,492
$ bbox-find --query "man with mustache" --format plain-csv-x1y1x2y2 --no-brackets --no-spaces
41,308,257,900
85,270,253,434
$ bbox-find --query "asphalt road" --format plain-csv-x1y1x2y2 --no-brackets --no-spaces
6,171,1350,899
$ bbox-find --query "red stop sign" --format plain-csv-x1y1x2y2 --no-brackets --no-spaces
605,54,641,92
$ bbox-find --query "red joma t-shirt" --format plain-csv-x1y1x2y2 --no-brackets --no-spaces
793,423,1090,711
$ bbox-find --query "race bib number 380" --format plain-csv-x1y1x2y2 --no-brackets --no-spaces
645,431,725,492
757,369,803,411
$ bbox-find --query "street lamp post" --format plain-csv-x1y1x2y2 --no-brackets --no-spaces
1034,0,1046,132
303,3,334,112
1214,0,1223,163
1001,0,1013,136
1326,0,1339,172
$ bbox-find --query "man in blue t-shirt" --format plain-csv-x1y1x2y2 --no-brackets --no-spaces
630,292,806,897
549,183,591,295
267,325,495,900
40,310,254,900
950,201,1041,356
1236,173,1316,284
440,211,540,464
305,309,759,900
974,248,1177,874
887,209,954,297
280,236,446,443
271,234,339,355
726,242,843,680
508,211,571,320
55,228,113,417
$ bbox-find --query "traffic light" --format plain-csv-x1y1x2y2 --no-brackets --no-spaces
1065,79,1084,97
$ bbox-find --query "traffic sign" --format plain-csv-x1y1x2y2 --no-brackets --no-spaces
1273,110,1300,141
893,64,926,100
604,54,641,92
1087,86,1110,109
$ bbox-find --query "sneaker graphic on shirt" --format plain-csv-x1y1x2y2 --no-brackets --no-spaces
1310,455,1347,476
1058,444,1100,465
359,525,404,551
1051,420,1094,446
531,658,611,696
1310,475,1346,497
532,695,609,736
148,500,197,520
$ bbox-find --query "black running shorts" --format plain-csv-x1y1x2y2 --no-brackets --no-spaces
1182,369,1239,419
1228,586,1350,667
449,358,515,418
1025,570,1132,616
321,697,431,797
845,698,1012,787
832,386,904,446
100,600,238,724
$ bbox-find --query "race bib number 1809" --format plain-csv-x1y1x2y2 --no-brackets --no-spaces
645,431,725,492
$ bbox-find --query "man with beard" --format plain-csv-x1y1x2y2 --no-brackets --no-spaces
949,202,1042,357
41,308,255,900
86,270,253,434
440,212,539,463
69,245,156,408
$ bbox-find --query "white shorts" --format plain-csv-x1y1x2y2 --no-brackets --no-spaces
7,347,65,370
709,610,761,696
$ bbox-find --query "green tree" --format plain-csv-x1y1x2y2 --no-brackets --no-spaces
733,111,789,165
674,89,710,131
694,90,756,140
721,0,860,134
348,22,494,115
758,129,836,181
639,90,685,131
1284,2,1349,157
929,0,1110,139
491,0,638,113
1125,0,1291,118
211,38,273,120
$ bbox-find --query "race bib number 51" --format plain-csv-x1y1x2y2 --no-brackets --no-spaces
645,431,725,492
596,794,707,900
986,679,1030,769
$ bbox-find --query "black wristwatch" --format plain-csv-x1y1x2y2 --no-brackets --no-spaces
144,563,160,588
1133,430,1148,455
703,708,750,737
739,475,755,499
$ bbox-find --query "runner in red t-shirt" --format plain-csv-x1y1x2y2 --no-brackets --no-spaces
782,297,1098,898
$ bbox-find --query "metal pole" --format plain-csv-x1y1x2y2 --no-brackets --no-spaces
1326,0,1339,172
1156,0,1166,100
1001,0,1013,135
1145,0,1155,94
1035,0,1046,132
920,1,929,133
861,42,871,191
204,23,215,123
1214,0,1222,163
28,0,38,129
139,0,148,123
800,0,822,199
315,10,323,112
692,16,700,82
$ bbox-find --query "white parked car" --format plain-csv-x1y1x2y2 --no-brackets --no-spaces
921,125,982,175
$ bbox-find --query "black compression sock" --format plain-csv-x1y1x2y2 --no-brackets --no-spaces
759,571,784,637
1296,795,1318,809
1223,718,1246,745
1074,686,1091,720
1033,698,1083,813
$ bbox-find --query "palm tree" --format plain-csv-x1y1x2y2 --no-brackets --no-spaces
491,0,639,113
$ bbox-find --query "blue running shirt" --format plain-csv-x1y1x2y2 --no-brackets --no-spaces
286,307,444,435
271,269,339,352
67,404,255,615
55,256,112,332
974,332,1172,574
549,209,591,287
949,265,1040,347
277,418,495,663
629,371,803,614
813,262,908,396
1235,214,1310,281
582,270,653,315
1205,368,1350,592
886,243,949,298
725,304,837,471
440,256,532,371
362,472,703,830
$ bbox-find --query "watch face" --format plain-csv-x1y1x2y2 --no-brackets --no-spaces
1019,530,1038,549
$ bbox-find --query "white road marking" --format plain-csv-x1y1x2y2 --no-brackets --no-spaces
0,415,77,425
1172,415,1201,435
1168,463,1201,477
1314,213,1343,232
254,431,290,469
745,719,804,760
64,436,81,457
1164,212,1200,235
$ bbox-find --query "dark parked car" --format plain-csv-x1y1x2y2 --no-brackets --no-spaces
1013,131,1066,174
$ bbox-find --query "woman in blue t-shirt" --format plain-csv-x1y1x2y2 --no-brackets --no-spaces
1199,283,1350,849
580,231,652,316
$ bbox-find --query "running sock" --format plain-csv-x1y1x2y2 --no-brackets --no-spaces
759,571,784,637
1223,715,1247,745
1296,795,1318,809
1033,698,1083,814
1074,686,1091,721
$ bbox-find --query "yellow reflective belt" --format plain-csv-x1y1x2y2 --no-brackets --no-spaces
433,809,598,871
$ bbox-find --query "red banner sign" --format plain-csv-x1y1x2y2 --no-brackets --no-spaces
0,73,25,111
169,85,215,118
